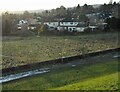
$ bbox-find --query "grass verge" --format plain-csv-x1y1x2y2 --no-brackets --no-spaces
2,60,119,90
51,72,119,90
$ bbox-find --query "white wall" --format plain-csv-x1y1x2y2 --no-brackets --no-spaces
44,22,58,28
68,27,76,32
60,22,78,26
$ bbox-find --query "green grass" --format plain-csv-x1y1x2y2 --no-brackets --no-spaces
52,72,119,90
2,60,119,90
2,32,119,69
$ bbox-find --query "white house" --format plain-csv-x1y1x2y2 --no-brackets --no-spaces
27,24,37,30
44,21,79,32
24,19,86,32
57,22,87,32
68,27,76,32
17,20,28,30
44,22,58,27
18,20,28,25
59,22,78,27
44,22,58,31
57,21,79,32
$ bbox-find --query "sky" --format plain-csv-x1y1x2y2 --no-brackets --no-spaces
0,0,119,11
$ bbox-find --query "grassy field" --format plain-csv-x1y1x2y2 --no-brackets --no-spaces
52,73,119,90
2,60,119,90
2,32,119,69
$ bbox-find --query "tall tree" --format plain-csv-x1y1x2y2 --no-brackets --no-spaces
2,12,17,35
38,22,48,35
77,4,80,9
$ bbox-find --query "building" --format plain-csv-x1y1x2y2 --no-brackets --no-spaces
44,22,58,31
17,20,28,30
57,22,87,32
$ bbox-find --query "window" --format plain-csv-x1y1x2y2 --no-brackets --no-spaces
69,28,72,31
73,28,75,30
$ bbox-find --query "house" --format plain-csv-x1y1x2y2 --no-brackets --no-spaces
43,21,88,32
17,25,22,30
59,21,78,27
19,18,89,32
86,13,101,25
67,27,77,32
57,21,87,32
27,24,38,30
86,12,111,26
44,22,58,31
85,12,111,31
27,18,42,31
76,23,88,32
57,21,78,32
17,20,28,30
44,21,79,32
18,20,28,25
97,23,108,30
89,25,98,31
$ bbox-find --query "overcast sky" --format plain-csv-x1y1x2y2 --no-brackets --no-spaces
0,0,119,11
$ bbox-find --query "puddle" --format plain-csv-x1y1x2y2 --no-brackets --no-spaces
113,55,120,58
0,68,50,83
71,65,76,67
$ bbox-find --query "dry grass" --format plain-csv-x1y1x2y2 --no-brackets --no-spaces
2,32,119,69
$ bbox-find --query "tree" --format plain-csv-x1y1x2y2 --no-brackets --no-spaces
77,4,80,9
63,9,72,21
113,2,117,5
106,17,120,29
23,11,33,20
2,12,17,35
60,5,66,10
75,4,81,14
77,14,88,22
82,4,94,14
38,23,48,36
